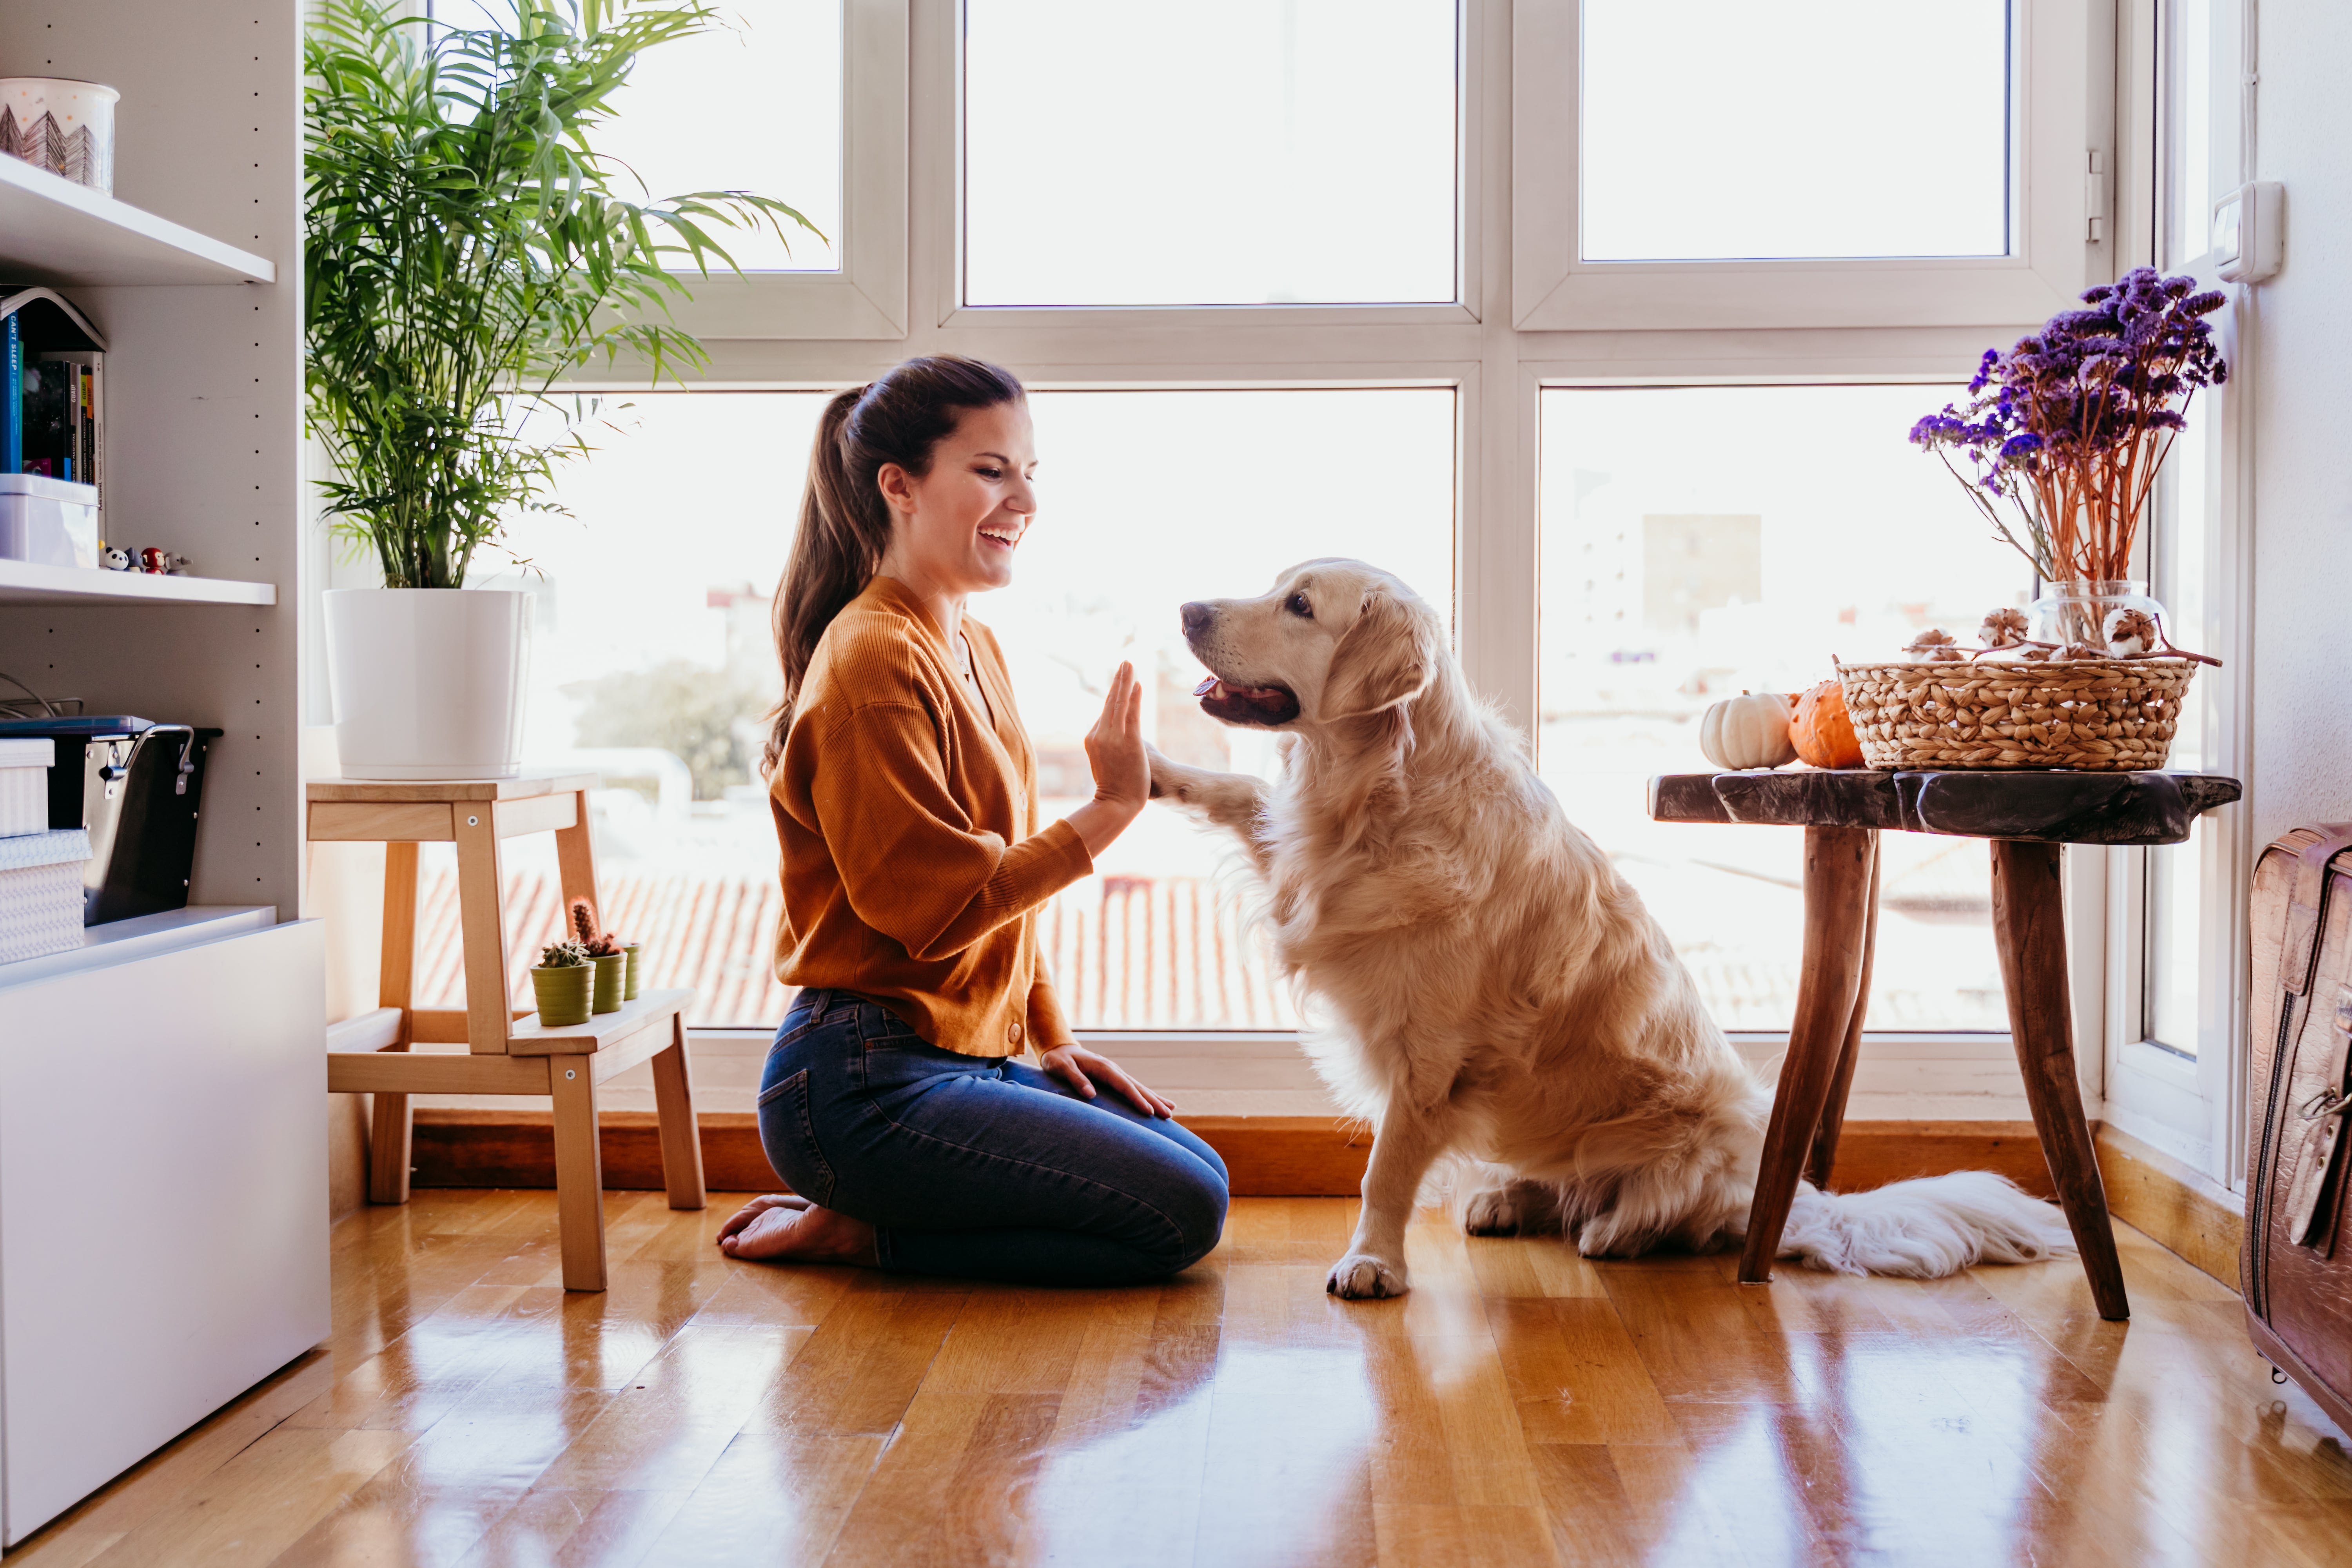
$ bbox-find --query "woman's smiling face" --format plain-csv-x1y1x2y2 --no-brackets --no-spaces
878,400,1039,598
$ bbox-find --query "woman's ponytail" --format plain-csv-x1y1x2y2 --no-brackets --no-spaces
762,356,1026,776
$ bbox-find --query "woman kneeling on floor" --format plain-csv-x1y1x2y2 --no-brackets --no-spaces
717,354,1229,1285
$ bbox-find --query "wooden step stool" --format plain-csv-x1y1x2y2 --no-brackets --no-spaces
314,772,706,1291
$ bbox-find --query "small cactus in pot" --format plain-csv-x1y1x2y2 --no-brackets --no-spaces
531,940,594,1027
570,899,630,1014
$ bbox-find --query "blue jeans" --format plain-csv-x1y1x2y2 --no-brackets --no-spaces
755,989,1230,1286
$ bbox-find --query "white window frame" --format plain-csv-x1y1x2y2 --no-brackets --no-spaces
1511,0,2102,332
655,0,910,340
546,0,2146,1114
2091,0,2255,1188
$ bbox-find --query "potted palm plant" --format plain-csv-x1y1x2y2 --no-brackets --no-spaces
305,0,815,778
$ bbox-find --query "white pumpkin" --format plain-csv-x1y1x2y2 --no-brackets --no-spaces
1699,691,1797,770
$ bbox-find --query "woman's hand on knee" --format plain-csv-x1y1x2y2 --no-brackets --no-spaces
1040,1042,1176,1119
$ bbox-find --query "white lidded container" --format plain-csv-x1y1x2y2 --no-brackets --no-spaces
0,827,88,962
0,474,99,570
0,737,52,837
0,78,118,194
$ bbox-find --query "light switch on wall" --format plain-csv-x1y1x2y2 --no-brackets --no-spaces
2212,182,2285,283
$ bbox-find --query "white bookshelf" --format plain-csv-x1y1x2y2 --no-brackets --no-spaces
0,2,322,1548
0,155,273,286
0,558,276,606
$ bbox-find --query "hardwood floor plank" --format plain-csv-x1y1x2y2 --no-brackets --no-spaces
742,1289,967,1436
85,1427,418,1568
636,1434,884,1565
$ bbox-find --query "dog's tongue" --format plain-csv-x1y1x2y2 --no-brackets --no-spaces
1194,677,1220,697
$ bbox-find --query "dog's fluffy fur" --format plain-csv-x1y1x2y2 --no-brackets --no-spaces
1151,560,2075,1298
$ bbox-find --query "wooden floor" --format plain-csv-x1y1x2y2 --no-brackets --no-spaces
13,1193,2352,1567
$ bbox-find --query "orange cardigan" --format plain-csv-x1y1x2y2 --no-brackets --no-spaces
769,575,1093,1057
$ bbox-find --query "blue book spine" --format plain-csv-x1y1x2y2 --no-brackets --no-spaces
3,312,19,474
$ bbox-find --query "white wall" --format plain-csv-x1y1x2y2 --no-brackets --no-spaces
2247,1,2352,843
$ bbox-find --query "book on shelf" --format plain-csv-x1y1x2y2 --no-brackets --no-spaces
0,287,106,537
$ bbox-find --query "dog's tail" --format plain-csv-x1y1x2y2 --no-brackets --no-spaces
1775,1172,2076,1278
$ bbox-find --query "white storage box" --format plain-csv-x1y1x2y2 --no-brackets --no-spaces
0,829,87,963
0,474,99,570
0,739,53,838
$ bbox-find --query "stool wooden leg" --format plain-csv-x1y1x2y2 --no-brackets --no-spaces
1806,842,1882,1190
651,1013,707,1211
1741,826,1878,1285
550,1061,608,1292
555,788,601,926
1990,839,2130,1322
369,841,421,1205
454,810,514,1054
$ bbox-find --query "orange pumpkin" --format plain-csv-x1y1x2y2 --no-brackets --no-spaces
1791,679,1864,768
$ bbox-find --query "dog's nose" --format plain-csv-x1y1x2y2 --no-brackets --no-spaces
1180,602,1214,637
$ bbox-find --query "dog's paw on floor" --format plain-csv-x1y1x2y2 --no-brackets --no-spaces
1326,1253,1410,1298
1461,1180,1564,1237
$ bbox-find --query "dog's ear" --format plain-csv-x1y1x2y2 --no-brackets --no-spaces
1325,589,1437,720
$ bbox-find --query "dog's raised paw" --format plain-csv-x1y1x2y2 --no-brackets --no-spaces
1325,1253,1409,1299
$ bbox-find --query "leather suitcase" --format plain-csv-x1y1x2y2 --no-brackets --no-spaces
2246,823,2352,1433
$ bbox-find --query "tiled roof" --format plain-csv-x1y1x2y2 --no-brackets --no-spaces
411,870,1300,1031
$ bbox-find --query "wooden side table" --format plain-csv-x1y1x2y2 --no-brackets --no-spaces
1650,768,2243,1321
311,771,706,1291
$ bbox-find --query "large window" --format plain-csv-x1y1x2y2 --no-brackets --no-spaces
1539,385,2028,1031
359,1,2127,1087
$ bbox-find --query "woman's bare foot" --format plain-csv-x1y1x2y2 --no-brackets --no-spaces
715,1193,878,1265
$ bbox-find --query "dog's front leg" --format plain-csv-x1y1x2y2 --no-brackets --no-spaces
1147,746,1276,876
1328,1101,1452,1299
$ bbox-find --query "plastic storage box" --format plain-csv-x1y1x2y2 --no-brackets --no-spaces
0,474,100,570
0,828,89,962
0,739,49,837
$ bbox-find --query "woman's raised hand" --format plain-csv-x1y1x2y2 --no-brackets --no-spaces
1069,661,1149,857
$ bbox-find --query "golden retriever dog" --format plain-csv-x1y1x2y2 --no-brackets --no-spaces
1148,559,2074,1299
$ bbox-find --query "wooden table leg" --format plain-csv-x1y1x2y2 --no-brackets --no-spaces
369,841,420,1205
651,1012,707,1211
1742,826,1879,1285
1990,839,2130,1321
550,1061,609,1292
1807,843,1882,1189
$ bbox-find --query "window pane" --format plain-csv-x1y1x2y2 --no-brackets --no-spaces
595,0,844,272
417,394,827,1029
2146,396,2214,1054
1539,386,2030,1031
964,0,1457,306
999,390,1455,1027
1580,0,2011,262
417,390,1453,1030
2161,0,2214,270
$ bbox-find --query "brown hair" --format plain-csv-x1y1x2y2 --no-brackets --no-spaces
762,355,1027,774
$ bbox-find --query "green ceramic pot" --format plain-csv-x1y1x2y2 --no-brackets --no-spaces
590,952,628,1014
622,943,644,1002
532,965,593,1027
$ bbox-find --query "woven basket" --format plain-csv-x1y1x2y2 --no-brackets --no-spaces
1837,658,2197,771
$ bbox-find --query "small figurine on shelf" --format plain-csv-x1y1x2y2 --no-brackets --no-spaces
99,545,132,571
138,548,192,575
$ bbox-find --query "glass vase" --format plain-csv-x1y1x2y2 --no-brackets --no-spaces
2026,580,2168,655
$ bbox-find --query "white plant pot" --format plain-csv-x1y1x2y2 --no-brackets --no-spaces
323,589,532,780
